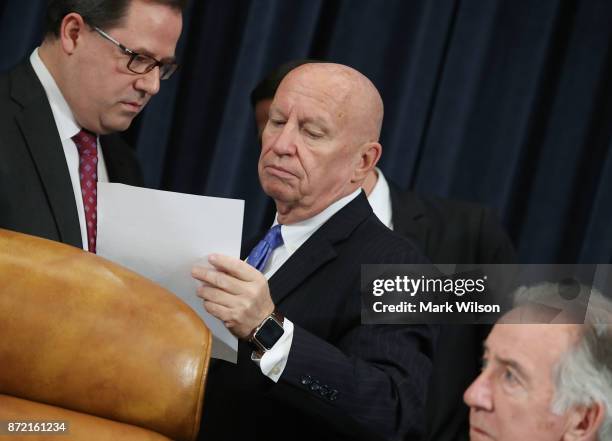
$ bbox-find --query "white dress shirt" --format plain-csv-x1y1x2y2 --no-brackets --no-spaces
253,189,362,382
367,167,394,230
29,48,109,251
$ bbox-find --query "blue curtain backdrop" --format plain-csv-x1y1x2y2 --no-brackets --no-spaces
1,0,611,263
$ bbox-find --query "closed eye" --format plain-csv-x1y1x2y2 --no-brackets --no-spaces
304,129,323,139
269,119,286,127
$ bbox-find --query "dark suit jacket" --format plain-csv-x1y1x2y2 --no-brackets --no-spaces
0,61,143,248
200,192,436,441
388,184,516,441
389,184,515,266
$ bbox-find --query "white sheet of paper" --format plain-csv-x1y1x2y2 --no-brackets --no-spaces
97,183,243,363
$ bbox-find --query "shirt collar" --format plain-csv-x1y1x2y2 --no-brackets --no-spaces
367,167,393,229
273,188,362,254
30,48,82,141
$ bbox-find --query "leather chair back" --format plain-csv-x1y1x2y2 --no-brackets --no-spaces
0,229,211,441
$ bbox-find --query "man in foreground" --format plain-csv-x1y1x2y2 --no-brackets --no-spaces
192,63,435,440
251,60,516,441
465,283,612,441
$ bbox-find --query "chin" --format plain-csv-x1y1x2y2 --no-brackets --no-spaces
260,180,297,204
102,118,134,134
263,188,294,203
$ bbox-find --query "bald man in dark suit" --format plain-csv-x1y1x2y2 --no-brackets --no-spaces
252,60,516,441
193,63,436,441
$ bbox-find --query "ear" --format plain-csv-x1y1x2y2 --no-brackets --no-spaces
562,402,605,441
351,141,382,183
59,13,87,54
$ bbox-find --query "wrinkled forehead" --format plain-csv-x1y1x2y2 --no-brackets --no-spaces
488,321,580,371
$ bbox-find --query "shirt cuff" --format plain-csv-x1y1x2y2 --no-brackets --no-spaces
251,318,294,382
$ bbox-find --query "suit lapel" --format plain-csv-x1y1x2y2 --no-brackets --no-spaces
268,192,371,304
268,235,337,305
11,63,82,248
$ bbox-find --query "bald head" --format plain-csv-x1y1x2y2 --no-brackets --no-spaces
259,62,384,224
279,63,384,146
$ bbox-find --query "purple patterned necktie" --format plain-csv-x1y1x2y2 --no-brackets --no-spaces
72,130,98,253
246,225,284,272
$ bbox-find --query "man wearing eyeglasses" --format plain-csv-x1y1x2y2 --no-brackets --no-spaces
0,0,185,251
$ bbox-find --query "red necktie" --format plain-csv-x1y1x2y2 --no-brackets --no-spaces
72,130,98,253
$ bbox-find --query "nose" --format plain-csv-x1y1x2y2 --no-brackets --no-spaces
464,371,493,411
268,121,297,156
135,67,161,96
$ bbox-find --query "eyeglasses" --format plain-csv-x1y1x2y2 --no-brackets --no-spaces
93,27,178,80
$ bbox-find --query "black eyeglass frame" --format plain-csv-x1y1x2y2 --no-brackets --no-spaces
93,26,178,80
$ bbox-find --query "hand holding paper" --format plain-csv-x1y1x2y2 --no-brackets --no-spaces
192,254,275,339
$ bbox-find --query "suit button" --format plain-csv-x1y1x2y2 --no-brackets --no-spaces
301,375,313,386
310,381,321,392
328,390,338,401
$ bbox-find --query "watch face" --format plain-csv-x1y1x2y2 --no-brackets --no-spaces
255,317,284,350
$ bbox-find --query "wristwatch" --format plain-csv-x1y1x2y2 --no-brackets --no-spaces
248,309,285,353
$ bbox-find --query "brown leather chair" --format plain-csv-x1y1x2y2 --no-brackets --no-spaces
0,229,212,441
